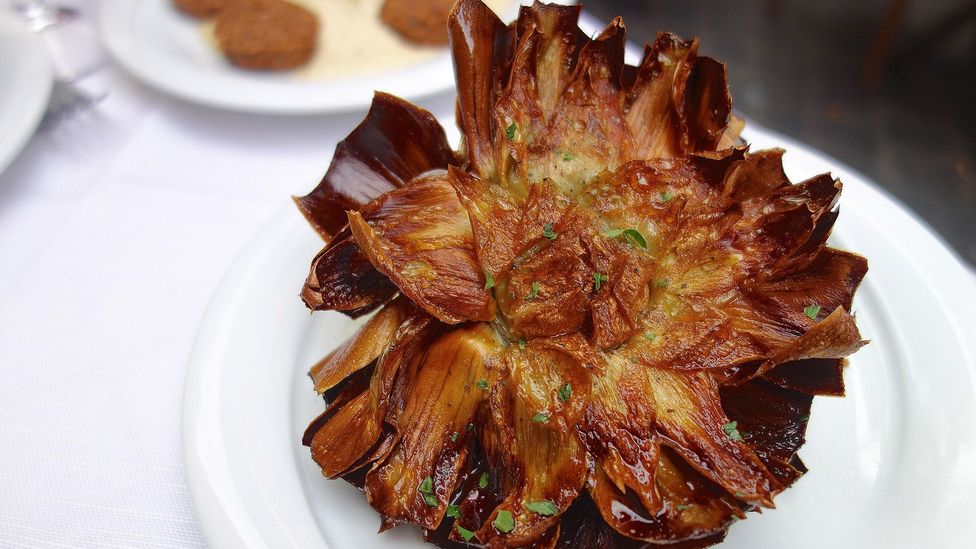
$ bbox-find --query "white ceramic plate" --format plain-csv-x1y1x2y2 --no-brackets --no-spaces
97,0,523,114
0,9,53,176
183,114,976,549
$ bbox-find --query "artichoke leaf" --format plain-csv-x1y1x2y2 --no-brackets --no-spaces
310,296,409,393
348,171,495,324
474,344,589,546
295,92,457,239
365,324,497,529
301,226,397,317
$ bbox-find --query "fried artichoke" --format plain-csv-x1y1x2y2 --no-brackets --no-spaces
296,2,868,547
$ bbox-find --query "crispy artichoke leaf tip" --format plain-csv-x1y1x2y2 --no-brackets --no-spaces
309,296,409,393
300,225,398,318
295,92,457,240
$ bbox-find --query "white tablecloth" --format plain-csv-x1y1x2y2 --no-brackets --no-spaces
5,4,976,548
0,7,457,546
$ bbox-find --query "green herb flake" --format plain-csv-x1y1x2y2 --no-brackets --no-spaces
526,500,559,516
506,122,518,141
476,379,489,390
735,491,746,498
526,281,541,300
456,524,476,542
593,272,609,291
518,338,526,350
493,510,515,533
418,476,438,507
676,504,692,511
804,304,821,321
562,151,574,161
800,415,810,422
484,272,495,290
722,421,744,442
479,472,489,489
605,227,648,250
450,432,459,443
467,422,474,432
654,278,670,289
660,190,673,202
558,383,572,403
644,332,657,342
532,412,549,423
542,222,557,240
447,504,461,518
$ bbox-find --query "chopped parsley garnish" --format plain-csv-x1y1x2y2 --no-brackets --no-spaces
804,304,821,320
644,332,657,342
493,510,515,533
605,228,648,250
506,122,518,141
676,504,692,511
447,504,461,518
542,222,557,240
562,151,574,161
526,281,540,300
532,412,549,423
722,421,744,442
593,272,608,291
476,379,489,390
623,229,648,249
484,272,495,290
518,338,526,350
558,383,572,403
467,422,474,431
479,471,489,489
654,278,670,288
735,491,746,498
526,500,559,516
418,476,438,507
456,524,475,541
660,190,673,202
450,432,459,442
800,415,810,422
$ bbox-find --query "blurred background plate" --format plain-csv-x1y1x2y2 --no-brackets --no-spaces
97,0,519,114
182,119,976,549
0,9,53,176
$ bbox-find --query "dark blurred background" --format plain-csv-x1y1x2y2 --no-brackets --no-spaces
588,0,976,266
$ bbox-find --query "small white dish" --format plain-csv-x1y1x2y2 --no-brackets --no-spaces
98,0,518,114
182,118,976,549
0,9,53,176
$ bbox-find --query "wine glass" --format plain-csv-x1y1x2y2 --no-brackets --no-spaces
11,0,76,31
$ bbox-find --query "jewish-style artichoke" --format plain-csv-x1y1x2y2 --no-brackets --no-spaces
296,2,868,547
